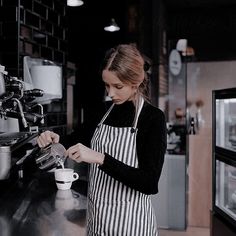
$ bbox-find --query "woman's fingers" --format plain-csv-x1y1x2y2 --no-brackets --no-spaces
37,134,49,147
50,132,60,143
67,150,81,161
37,131,60,147
66,143,102,164
71,152,81,161
37,137,44,148
66,144,82,162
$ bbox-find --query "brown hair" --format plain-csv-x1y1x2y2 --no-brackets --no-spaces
101,44,150,101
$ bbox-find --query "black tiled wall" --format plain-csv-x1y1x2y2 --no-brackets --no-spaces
0,0,68,136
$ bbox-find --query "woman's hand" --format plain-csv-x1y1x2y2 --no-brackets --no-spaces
37,130,60,148
66,143,104,165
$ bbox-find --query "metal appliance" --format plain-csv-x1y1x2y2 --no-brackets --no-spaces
0,131,38,180
0,65,47,180
0,133,67,180
24,56,62,104
0,65,45,129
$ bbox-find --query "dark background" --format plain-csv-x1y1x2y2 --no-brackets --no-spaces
66,0,236,129
67,0,130,127
67,0,236,62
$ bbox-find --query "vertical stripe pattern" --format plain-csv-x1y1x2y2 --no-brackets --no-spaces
87,98,158,236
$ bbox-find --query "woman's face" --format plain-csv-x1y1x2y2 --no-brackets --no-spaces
102,70,137,104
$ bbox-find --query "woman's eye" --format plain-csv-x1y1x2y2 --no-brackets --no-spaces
115,85,123,89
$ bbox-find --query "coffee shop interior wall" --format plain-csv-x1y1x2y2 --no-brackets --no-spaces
0,0,68,135
66,0,168,136
0,0,165,136
165,0,236,228
1,0,236,134
65,0,236,133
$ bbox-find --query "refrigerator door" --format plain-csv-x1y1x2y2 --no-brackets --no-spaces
216,98,236,152
215,159,236,222
212,88,236,235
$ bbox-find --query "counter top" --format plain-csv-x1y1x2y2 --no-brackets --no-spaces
0,171,87,236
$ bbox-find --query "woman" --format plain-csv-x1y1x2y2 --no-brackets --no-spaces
37,44,167,236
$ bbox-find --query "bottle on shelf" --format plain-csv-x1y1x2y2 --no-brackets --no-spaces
188,117,196,135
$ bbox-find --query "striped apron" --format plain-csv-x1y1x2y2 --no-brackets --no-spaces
87,98,158,236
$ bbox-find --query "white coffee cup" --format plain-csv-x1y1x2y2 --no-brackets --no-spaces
54,168,79,190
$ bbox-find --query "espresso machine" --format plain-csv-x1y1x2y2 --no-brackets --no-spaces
0,65,45,180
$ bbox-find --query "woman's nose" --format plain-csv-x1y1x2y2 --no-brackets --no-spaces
107,88,115,98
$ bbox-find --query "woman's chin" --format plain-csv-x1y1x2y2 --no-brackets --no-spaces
113,100,123,104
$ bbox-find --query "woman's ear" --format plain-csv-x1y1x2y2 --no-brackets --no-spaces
134,81,142,88
132,85,139,90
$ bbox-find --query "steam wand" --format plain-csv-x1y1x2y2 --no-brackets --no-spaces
29,103,44,124
37,104,44,124
11,98,28,128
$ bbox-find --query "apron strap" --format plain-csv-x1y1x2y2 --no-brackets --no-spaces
98,103,115,125
98,97,144,128
133,96,144,129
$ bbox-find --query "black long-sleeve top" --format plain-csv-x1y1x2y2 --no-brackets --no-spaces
98,101,167,195
61,101,167,195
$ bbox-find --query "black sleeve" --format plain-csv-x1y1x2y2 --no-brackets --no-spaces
99,108,167,195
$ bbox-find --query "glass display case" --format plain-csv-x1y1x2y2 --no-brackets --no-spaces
216,97,236,151
212,88,236,236
215,158,236,221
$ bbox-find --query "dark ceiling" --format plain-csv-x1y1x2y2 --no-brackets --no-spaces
166,0,236,61
165,0,236,8
67,0,129,105
67,0,236,64
66,0,236,112
67,0,127,63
